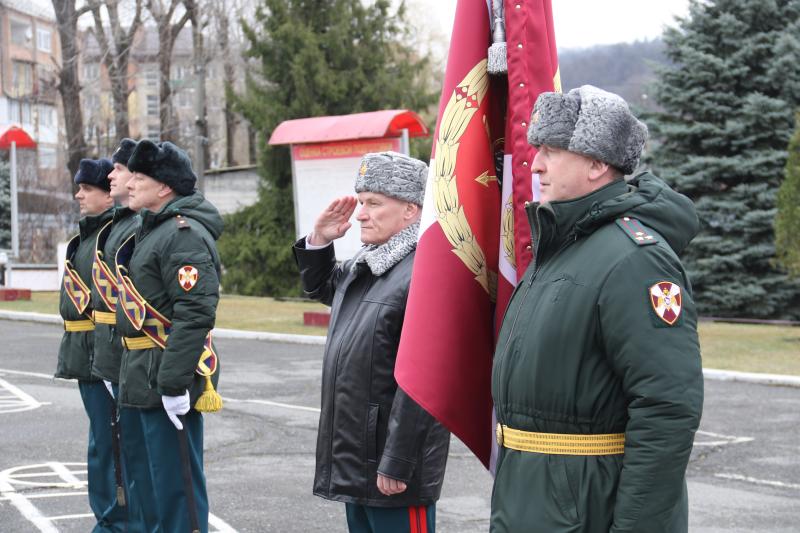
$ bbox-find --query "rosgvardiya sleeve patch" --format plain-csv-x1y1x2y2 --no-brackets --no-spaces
648,280,683,326
178,265,200,292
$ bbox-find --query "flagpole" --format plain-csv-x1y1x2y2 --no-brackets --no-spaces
10,140,19,258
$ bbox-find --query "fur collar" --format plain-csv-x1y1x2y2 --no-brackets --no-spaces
354,222,419,276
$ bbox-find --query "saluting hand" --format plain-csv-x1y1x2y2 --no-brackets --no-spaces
377,473,407,496
307,196,358,246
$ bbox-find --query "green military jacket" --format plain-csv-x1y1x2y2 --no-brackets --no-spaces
56,208,114,381
491,174,704,533
91,206,139,383
115,192,223,409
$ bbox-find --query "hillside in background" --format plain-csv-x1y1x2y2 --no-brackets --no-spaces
558,39,668,111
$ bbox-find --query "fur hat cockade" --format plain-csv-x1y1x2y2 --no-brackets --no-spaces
127,140,197,196
111,138,138,167
527,85,648,175
354,151,427,206
74,158,113,191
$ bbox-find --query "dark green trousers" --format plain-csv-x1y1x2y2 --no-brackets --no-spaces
345,503,436,533
78,380,127,532
140,408,208,533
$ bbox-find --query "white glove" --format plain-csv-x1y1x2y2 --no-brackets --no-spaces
104,380,114,399
162,391,190,430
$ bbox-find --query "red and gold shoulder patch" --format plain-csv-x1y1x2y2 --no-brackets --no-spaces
178,265,199,292
649,281,682,325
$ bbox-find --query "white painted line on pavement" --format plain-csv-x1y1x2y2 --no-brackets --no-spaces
209,513,240,532
48,462,84,488
0,368,60,380
0,377,47,413
0,474,59,533
223,396,321,413
0,491,88,501
694,430,754,447
714,473,800,490
47,513,94,520
9,470,87,479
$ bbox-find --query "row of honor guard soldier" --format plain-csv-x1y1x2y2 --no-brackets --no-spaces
57,137,224,532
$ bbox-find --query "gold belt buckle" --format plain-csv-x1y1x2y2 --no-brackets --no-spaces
496,423,504,446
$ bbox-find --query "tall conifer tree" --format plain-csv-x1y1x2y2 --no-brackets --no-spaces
219,0,437,296
648,0,800,319
775,113,800,277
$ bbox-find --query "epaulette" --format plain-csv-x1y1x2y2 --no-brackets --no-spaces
615,217,658,246
176,215,191,230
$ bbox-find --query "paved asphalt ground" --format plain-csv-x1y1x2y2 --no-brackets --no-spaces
0,320,798,532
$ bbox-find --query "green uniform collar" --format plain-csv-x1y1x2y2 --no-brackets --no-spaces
78,207,114,240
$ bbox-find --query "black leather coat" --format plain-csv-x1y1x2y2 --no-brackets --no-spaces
294,238,450,507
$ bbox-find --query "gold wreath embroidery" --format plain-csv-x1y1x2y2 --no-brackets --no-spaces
433,59,497,300
501,195,515,270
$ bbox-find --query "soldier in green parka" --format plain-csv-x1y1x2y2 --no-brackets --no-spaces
115,139,223,533
491,86,704,533
56,157,125,531
90,138,162,531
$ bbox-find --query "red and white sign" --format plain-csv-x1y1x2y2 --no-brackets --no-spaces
178,265,199,292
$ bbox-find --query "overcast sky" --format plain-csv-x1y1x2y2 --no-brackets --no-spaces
430,0,691,50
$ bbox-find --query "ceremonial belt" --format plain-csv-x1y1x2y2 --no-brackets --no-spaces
93,311,117,325
115,234,222,413
122,336,157,350
63,234,92,317
64,320,95,332
92,221,119,312
496,424,625,455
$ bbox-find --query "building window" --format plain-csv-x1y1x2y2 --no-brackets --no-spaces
143,65,159,88
37,28,52,52
176,88,194,108
147,94,159,117
10,18,32,47
172,65,187,80
84,93,99,111
82,63,100,81
147,125,160,141
38,105,55,127
11,61,34,97
38,147,57,169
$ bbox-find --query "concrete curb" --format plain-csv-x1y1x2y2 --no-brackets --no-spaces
2,310,798,386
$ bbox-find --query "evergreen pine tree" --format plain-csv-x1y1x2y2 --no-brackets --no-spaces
0,160,11,250
775,113,800,277
219,0,437,296
647,0,800,319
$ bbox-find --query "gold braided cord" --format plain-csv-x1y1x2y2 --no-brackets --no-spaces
499,425,625,456
122,336,158,350
93,311,116,324
64,320,95,332
433,59,497,299
501,195,516,270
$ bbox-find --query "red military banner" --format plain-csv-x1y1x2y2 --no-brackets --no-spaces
395,0,559,468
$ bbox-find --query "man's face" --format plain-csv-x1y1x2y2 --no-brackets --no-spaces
127,172,168,211
74,183,113,216
533,145,596,204
356,191,418,246
108,162,134,203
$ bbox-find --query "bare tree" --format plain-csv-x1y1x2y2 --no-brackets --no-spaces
87,0,144,143
52,0,92,176
184,0,209,179
213,4,236,166
146,0,191,143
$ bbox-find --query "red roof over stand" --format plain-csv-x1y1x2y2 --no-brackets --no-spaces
0,125,37,150
268,110,429,146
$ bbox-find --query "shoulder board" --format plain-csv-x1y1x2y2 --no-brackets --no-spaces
615,217,659,246
176,215,191,230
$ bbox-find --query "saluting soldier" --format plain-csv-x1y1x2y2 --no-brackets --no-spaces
90,138,162,531
490,86,704,532
114,139,223,533
55,158,124,530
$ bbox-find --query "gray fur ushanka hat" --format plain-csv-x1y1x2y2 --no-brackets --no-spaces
527,85,648,175
354,151,427,206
